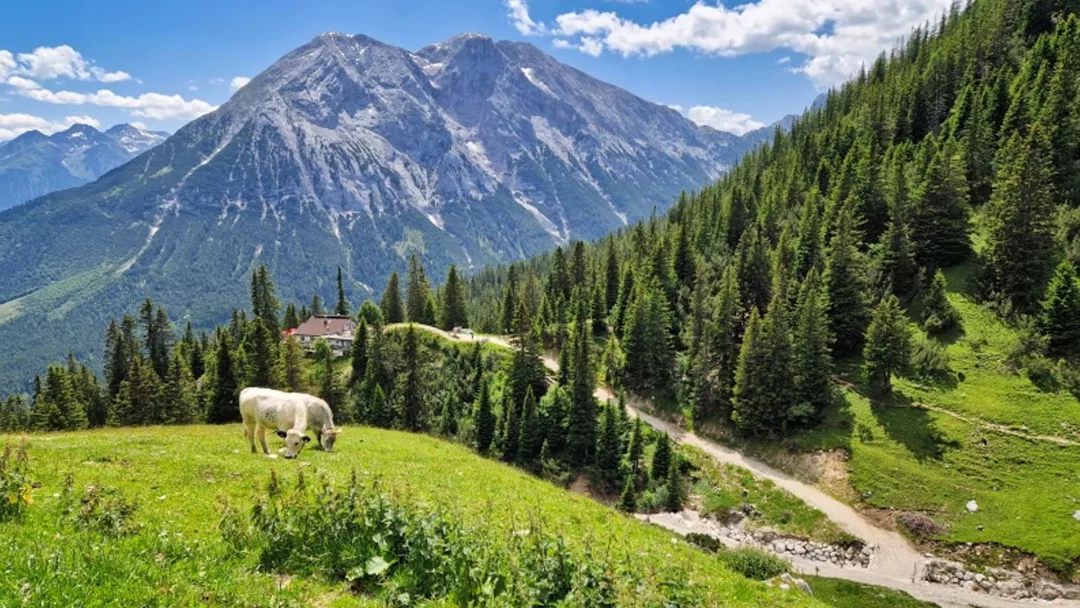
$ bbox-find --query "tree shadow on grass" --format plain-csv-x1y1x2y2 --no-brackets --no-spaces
869,391,962,462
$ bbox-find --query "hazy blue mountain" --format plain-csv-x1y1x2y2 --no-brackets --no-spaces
0,124,167,212
0,32,762,390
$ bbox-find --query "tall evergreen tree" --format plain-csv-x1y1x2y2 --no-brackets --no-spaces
604,239,620,313
518,387,541,462
824,201,871,355
791,269,833,426
621,276,674,389
863,294,913,395
1040,259,1080,358
474,377,495,454
381,272,405,324
566,311,597,466
664,455,684,512
501,266,519,333
651,433,672,481
911,139,971,268
246,318,277,388
985,125,1059,311
440,265,469,330
334,266,350,316
400,324,423,431
162,351,197,425
319,346,343,420
617,473,637,512
277,335,305,392
596,403,622,488
207,331,240,424
406,255,435,325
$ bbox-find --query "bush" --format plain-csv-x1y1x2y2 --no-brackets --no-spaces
59,476,140,537
0,439,32,521
910,336,951,379
718,547,790,580
221,470,712,606
685,533,722,553
897,512,946,539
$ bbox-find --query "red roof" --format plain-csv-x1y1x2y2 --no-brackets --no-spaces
292,315,355,338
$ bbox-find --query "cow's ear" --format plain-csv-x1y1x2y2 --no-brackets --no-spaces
302,436,311,443
276,430,287,438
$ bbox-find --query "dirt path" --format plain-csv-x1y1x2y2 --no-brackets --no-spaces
408,324,1080,608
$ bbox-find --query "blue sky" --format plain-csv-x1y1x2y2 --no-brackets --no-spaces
0,0,952,139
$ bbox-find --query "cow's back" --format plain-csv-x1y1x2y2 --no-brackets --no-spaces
239,387,289,421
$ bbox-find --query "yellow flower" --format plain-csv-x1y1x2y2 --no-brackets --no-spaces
22,493,33,506
6,493,15,505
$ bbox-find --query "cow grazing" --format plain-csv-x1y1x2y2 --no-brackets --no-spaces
300,395,341,452
239,387,311,459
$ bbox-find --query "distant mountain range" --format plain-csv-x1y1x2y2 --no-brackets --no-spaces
0,32,798,391
0,124,168,212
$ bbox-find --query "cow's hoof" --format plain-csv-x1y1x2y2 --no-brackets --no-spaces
267,454,278,460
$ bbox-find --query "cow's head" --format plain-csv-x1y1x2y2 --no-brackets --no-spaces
321,427,342,452
276,429,311,459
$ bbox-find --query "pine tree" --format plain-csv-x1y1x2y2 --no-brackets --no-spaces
732,293,797,437
546,247,571,304
625,417,644,478
604,239,620,313
474,378,495,454
985,125,1059,311
501,266,519,333
877,157,919,296
440,265,469,330
570,241,587,286
664,455,684,512
334,266,350,316
400,324,423,431
283,303,299,331
824,200,871,355
311,293,325,317
319,347,343,421
613,266,635,336
208,332,240,424
596,403,621,488
651,433,672,481
380,272,404,324
349,319,368,388
736,226,772,313
617,473,637,512
518,387,541,462
911,139,971,268
251,265,281,338
507,300,547,407
247,318,277,388
501,392,522,462
541,387,569,457
863,294,913,395
162,351,196,425
791,269,833,426
621,276,674,390
566,314,597,466
1040,259,1080,358
406,255,435,325
711,264,742,418
276,335,304,392
672,224,695,287
922,270,960,334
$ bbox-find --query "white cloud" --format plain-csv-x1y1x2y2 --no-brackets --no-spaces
1,45,131,84
505,0,546,36
17,86,218,120
686,105,765,136
667,104,683,112
777,56,791,64
0,51,14,81
0,113,102,141
130,121,149,130
552,39,573,49
7,76,41,90
509,0,954,89
229,76,251,92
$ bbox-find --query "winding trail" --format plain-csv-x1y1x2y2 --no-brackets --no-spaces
402,324,1080,608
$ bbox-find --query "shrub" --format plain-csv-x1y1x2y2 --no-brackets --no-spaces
897,512,946,539
685,532,723,553
0,438,32,521
221,471,693,605
718,547,790,580
59,475,140,537
910,336,951,379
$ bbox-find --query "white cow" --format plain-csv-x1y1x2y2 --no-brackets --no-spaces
239,387,342,453
239,387,311,459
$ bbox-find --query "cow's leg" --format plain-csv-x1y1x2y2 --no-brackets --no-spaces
257,426,270,455
314,430,323,450
244,419,257,453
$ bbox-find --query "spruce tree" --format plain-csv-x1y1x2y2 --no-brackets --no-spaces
518,387,541,462
163,351,196,425
621,276,674,390
319,346,343,421
311,293,325,317
439,391,458,437
617,473,637,512
791,269,833,426
911,139,971,268
604,239,620,312
625,417,644,479
501,392,522,462
863,294,913,395
349,319,368,388
440,264,469,330
1040,259,1080,358
922,270,960,334
283,304,299,331
664,455,684,512
985,126,1059,311
380,272,404,323
733,293,797,436
651,433,672,482
277,335,304,392
824,200,871,355
566,314,597,466
208,332,240,424
596,403,621,488
247,318,277,388
474,378,495,454
401,324,423,431
501,266,519,333
334,266,350,316
406,255,435,325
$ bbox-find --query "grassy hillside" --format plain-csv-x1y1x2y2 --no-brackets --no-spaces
0,425,820,607
780,265,1080,574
